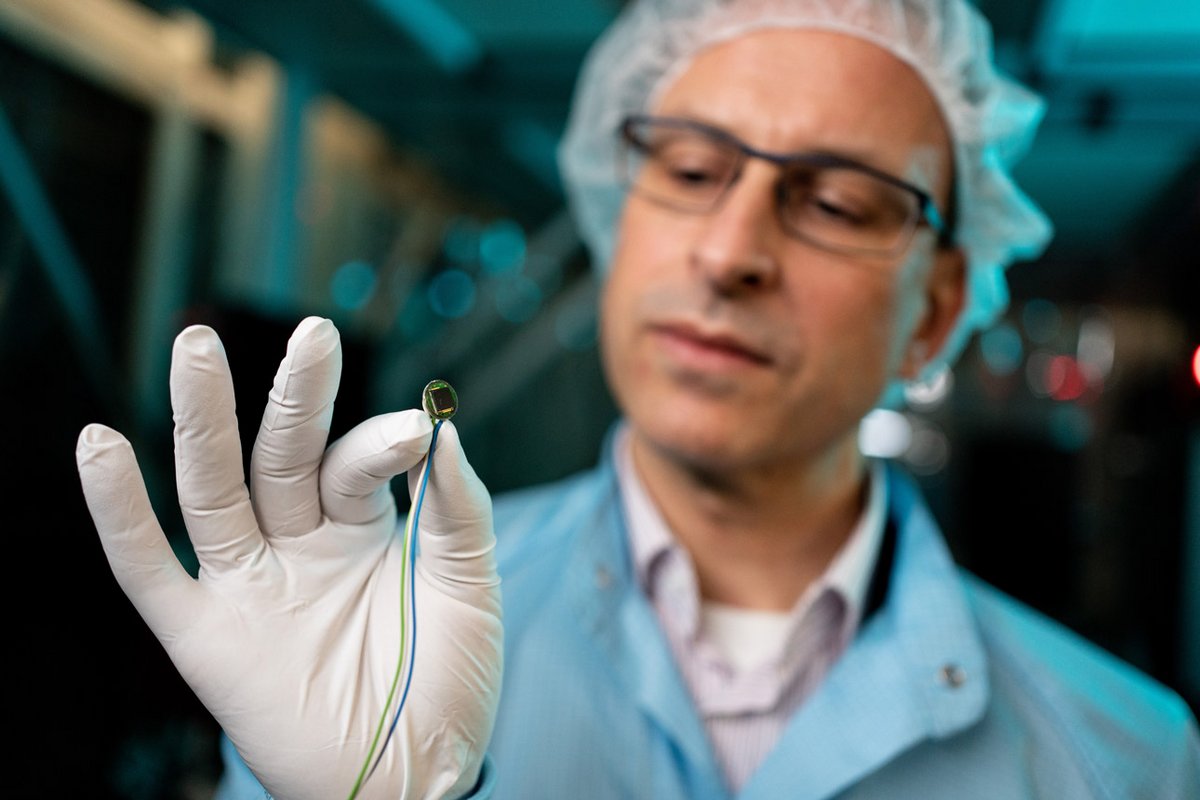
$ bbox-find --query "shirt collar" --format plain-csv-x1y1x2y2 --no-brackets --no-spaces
619,424,892,638
614,423,888,640
614,424,680,594
824,455,887,626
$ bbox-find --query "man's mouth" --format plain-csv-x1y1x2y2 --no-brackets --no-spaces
648,322,773,369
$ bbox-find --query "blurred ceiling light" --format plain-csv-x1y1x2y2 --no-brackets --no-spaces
1077,307,1116,384
368,0,483,74
1027,350,1055,398
903,422,951,475
1046,354,1089,402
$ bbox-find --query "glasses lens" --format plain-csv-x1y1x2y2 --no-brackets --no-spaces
621,119,737,212
777,164,921,254
618,117,928,256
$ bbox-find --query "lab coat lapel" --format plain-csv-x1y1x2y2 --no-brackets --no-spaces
567,469,728,798
739,465,990,800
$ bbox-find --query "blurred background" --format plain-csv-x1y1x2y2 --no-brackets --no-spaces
1,0,1197,796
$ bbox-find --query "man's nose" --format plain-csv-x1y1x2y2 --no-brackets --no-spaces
689,166,783,294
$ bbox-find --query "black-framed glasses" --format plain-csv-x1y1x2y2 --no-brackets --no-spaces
617,114,952,257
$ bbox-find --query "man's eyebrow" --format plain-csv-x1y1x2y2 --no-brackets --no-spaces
652,108,899,171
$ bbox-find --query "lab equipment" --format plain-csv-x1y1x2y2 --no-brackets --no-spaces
423,379,459,421
349,379,458,797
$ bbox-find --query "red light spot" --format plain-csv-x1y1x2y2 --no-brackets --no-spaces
1045,355,1087,402
1193,345,1200,387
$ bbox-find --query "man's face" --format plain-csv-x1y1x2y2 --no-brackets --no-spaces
600,28,964,476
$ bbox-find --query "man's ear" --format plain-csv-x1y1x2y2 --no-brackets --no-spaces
900,246,966,380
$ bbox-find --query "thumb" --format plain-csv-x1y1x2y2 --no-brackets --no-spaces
408,421,499,605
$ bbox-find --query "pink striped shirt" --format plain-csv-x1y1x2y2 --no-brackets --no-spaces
614,428,887,791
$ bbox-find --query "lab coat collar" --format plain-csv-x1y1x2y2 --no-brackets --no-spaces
566,427,728,797
567,428,989,800
740,460,990,799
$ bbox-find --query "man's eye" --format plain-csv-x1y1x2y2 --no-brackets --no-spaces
664,163,720,186
809,195,867,226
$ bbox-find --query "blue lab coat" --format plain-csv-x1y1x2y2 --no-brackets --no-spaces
218,435,1200,799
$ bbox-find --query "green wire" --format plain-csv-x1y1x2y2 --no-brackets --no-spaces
345,475,420,799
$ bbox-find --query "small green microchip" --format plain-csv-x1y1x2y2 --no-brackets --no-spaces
422,379,458,421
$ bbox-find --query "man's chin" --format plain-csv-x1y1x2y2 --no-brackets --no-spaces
633,419,766,479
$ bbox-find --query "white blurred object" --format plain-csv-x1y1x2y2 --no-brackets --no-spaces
905,365,955,410
859,409,914,459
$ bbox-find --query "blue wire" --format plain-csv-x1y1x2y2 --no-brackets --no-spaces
366,419,442,779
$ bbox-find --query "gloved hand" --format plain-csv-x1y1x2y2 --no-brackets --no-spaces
75,317,503,800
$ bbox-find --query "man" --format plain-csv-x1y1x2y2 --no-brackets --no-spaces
77,0,1199,798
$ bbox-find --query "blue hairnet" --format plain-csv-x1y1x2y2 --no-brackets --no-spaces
558,0,1054,382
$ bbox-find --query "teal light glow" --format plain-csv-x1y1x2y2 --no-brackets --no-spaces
493,274,542,323
1021,299,1062,346
1049,404,1092,451
330,260,377,310
980,322,1024,376
428,269,476,319
398,289,438,343
443,216,480,267
367,0,483,73
479,219,526,275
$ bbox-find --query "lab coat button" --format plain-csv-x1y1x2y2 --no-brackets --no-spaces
939,663,966,688
595,566,613,589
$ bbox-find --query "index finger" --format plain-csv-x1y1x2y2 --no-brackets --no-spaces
249,317,342,539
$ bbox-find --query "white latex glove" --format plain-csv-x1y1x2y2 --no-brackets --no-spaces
75,317,503,800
